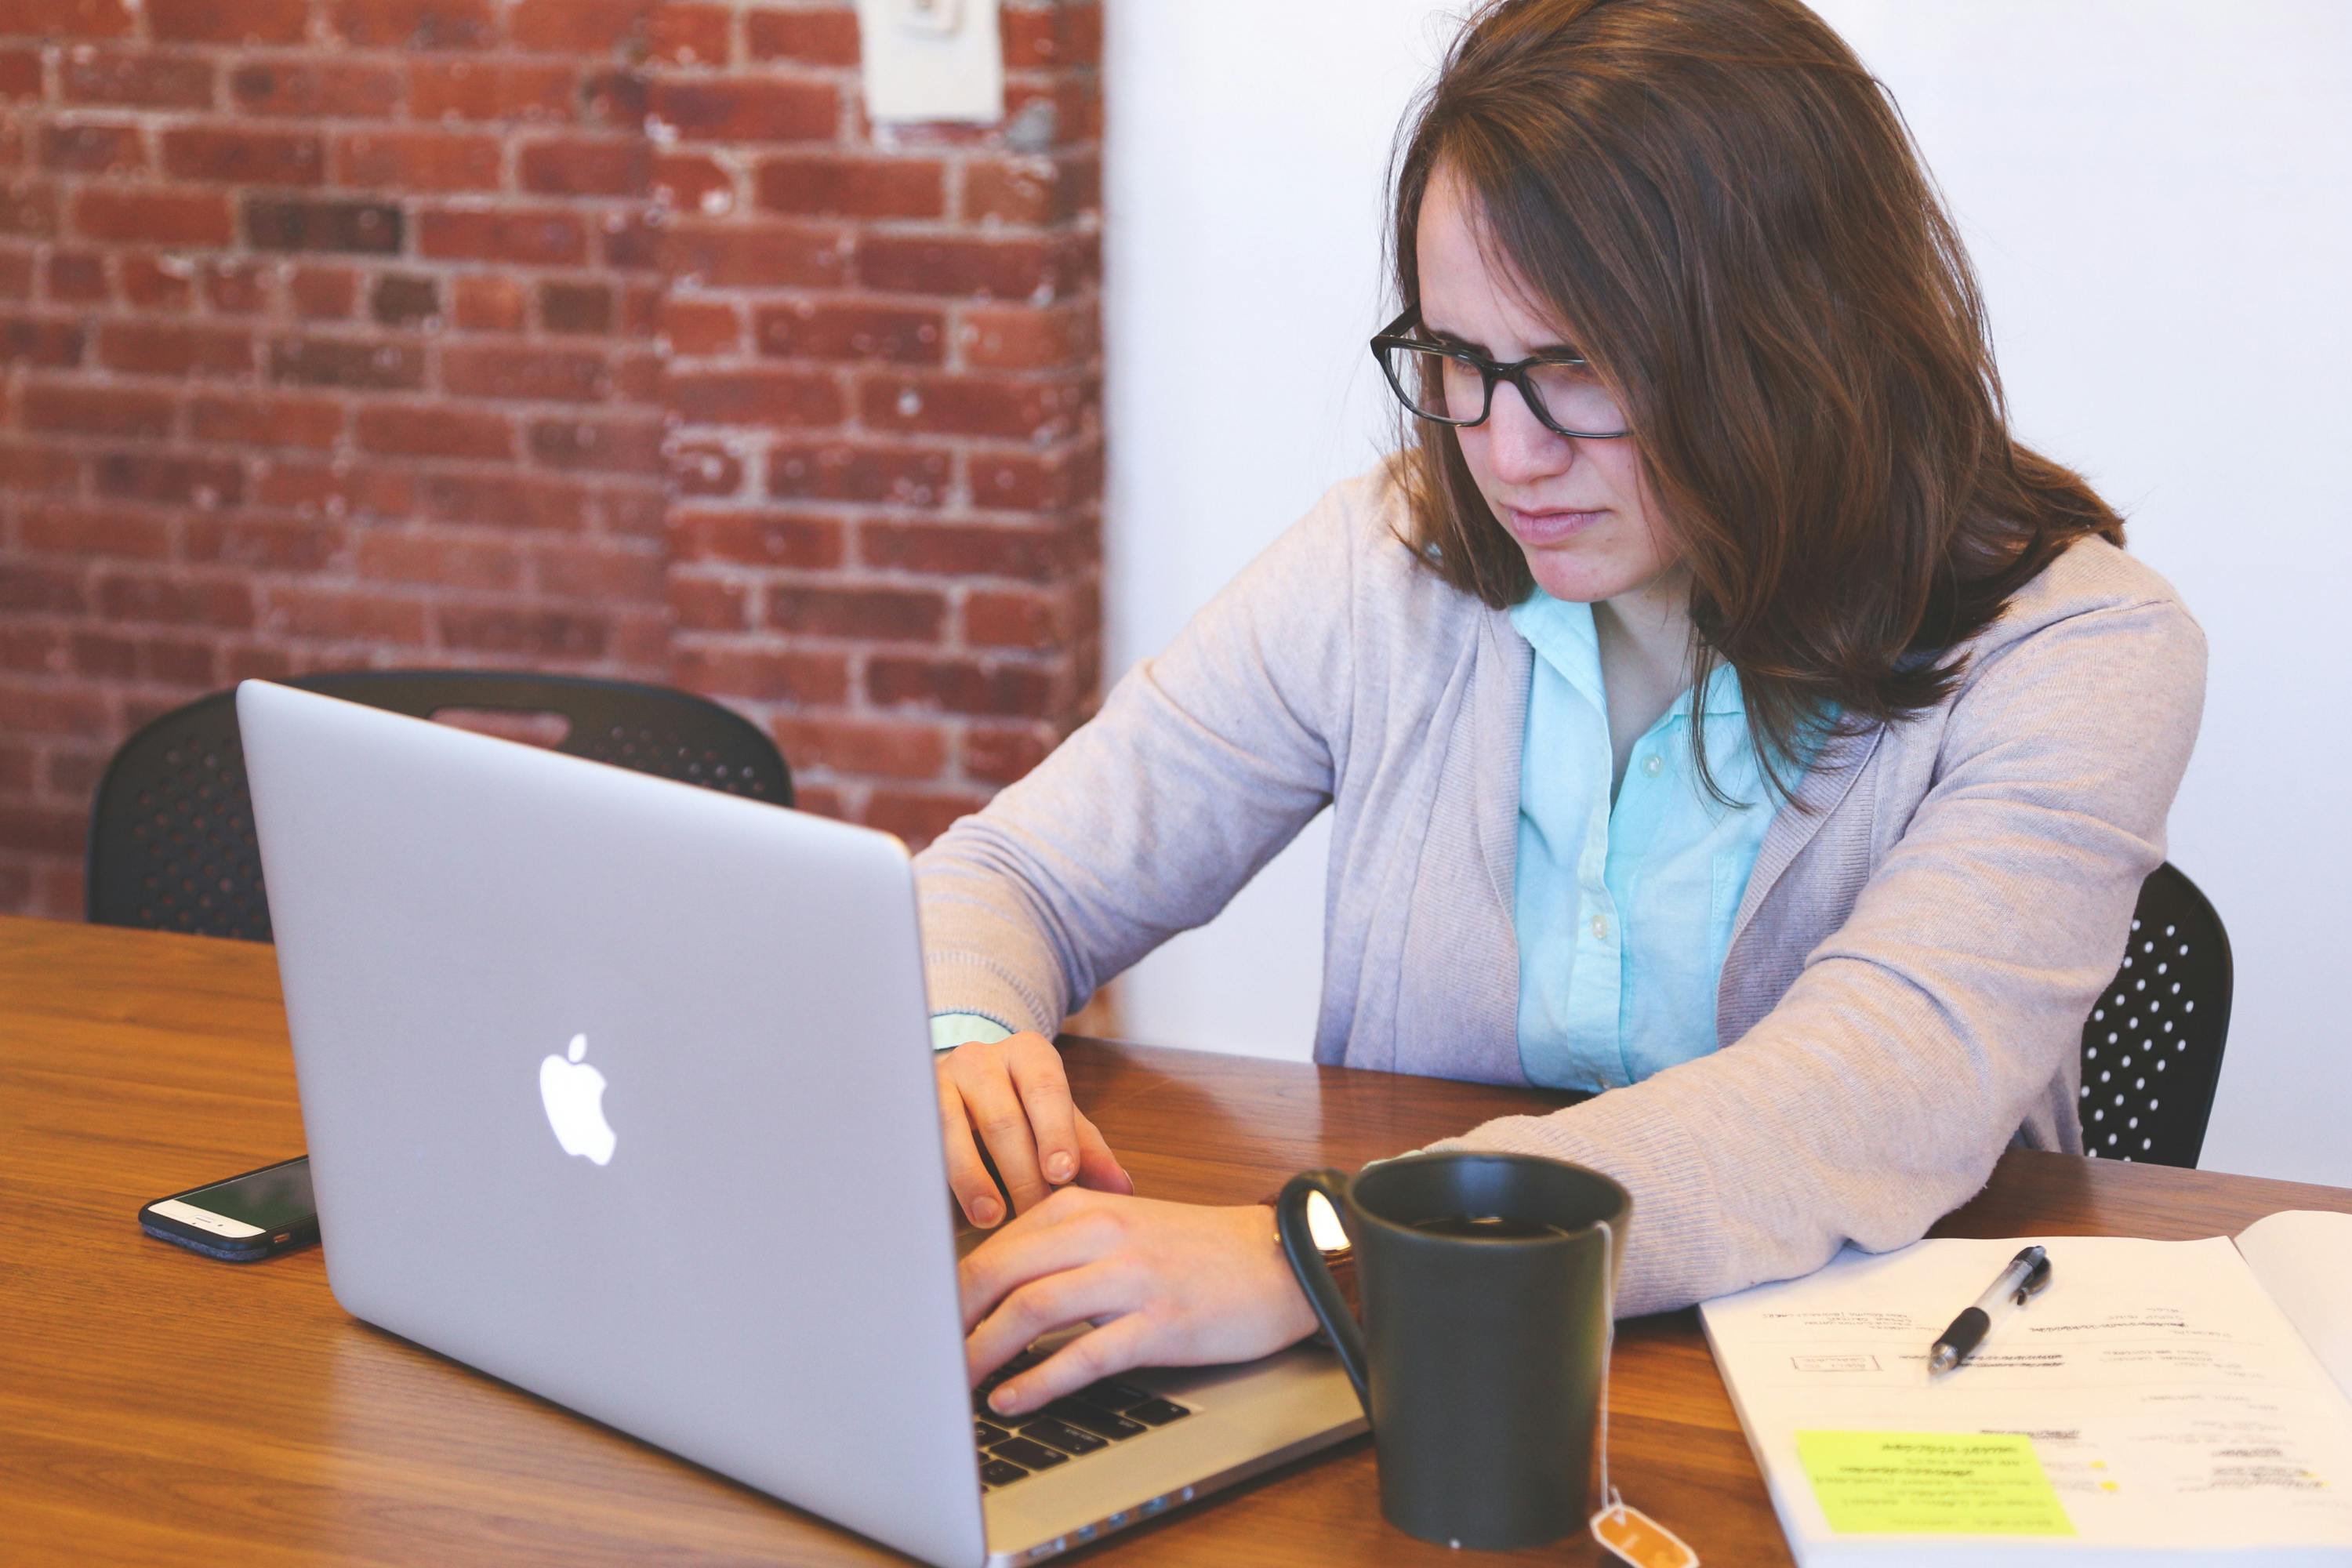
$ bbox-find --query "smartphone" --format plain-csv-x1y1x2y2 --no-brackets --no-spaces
138,1155,318,1262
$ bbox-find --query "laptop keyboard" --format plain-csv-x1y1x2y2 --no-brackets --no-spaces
974,1349,1192,1490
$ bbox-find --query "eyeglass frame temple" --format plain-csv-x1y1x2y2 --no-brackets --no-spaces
1368,307,1631,440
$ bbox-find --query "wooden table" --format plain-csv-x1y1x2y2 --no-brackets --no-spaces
6,913,2350,1566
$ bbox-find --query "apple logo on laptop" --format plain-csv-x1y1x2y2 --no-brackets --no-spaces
539,1033,617,1166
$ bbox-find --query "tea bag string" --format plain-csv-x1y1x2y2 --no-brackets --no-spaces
1593,1216,1623,1518
1588,1219,1699,1566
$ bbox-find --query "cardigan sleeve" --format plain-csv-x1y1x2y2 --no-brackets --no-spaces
1436,593,2208,1316
910,481,1363,1034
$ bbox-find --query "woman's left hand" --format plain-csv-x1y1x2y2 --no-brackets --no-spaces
960,1188,1322,1418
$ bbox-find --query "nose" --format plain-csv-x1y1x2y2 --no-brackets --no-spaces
1475,379,1574,488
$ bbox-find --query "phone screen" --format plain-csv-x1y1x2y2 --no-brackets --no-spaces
179,1159,314,1230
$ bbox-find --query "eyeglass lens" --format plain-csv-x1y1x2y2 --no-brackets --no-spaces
1387,345,1624,436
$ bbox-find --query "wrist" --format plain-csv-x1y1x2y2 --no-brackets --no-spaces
1255,1199,1359,1331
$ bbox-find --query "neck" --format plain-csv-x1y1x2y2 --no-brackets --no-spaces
1587,565,1697,802
1591,565,1695,688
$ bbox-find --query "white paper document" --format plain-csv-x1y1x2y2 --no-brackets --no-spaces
1700,1214,2352,1566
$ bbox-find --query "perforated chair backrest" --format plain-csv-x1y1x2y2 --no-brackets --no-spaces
2080,862,2231,1168
86,670,793,942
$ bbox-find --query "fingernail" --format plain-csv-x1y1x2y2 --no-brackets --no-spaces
972,1197,1002,1227
1046,1152,1075,1183
989,1385,1019,1415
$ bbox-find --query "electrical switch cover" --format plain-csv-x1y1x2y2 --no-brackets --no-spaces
854,0,1004,125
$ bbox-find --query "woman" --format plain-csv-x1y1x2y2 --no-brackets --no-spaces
924,0,2205,1420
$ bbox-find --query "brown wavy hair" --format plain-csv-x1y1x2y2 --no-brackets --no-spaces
1389,0,2125,800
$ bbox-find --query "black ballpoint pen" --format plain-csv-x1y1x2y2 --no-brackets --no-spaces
1928,1245,2053,1375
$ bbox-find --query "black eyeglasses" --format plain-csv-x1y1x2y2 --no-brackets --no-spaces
1370,307,1631,439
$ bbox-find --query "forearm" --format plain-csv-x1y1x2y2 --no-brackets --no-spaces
1437,956,2091,1315
915,688,1314,1033
917,485,1359,1027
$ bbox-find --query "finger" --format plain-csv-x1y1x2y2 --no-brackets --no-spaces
1072,1111,1134,1195
1005,1036,1081,1188
936,1065,1005,1228
986,1313,1156,1419
957,1193,1109,1330
967,1261,1137,1403
959,1060,1053,1216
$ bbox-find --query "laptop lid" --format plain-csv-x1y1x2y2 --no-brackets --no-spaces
238,678,988,1568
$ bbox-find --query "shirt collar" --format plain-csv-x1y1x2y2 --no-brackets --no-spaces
1507,589,1602,710
1508,590,1747,721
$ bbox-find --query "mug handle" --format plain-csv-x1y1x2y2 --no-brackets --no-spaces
1276,1168,1370,1409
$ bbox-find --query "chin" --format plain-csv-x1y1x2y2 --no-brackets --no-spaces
1523,549,1642,605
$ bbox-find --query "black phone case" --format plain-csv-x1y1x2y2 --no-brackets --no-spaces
136,1154,318,1262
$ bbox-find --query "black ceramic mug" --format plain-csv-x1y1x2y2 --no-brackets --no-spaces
1276,1152,1631,1551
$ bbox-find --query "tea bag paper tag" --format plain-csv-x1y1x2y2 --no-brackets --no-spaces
1592,1499,1698,1568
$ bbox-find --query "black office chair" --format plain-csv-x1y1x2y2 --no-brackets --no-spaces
86,670,793,942
2080,862,2231,1168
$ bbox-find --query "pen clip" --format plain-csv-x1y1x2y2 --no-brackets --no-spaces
2011,1250,2053,1306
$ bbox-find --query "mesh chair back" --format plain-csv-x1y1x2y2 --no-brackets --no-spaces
2081,862,2231,1168
86,670,792,942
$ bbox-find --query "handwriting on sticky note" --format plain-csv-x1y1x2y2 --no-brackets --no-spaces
1796,1431,2075,1536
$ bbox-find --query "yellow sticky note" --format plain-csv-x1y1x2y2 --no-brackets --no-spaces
1796,1431,2075,1537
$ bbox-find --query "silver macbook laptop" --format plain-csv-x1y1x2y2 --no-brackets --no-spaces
236,679,1363,1568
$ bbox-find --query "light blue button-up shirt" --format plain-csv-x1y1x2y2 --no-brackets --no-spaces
1508,590,1776,1092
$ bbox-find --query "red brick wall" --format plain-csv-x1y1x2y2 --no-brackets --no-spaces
0,0,1103,919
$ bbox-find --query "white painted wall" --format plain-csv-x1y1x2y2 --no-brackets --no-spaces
1102,2,2352,1184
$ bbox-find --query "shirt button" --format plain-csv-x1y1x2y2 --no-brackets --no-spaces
1641,753,1664,778
1591,913,1610,942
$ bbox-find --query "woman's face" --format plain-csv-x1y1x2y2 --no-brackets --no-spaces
1415,170,1679,605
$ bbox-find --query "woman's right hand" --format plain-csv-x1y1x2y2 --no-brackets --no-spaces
936,1031,1134,1227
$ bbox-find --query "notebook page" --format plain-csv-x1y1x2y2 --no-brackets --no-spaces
1700,1235,2352,1565
2236,1210,2352,1403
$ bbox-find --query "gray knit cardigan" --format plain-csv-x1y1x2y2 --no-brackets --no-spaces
913,467,2207,1315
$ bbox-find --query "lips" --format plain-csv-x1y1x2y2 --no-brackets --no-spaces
1504,506,1606,546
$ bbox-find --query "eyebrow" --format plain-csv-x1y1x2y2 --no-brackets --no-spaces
1418,318,1584,360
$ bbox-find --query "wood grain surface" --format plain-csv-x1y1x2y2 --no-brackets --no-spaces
5,913,2348,1566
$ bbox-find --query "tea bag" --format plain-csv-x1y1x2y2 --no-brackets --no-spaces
1587,1219,1700,1568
